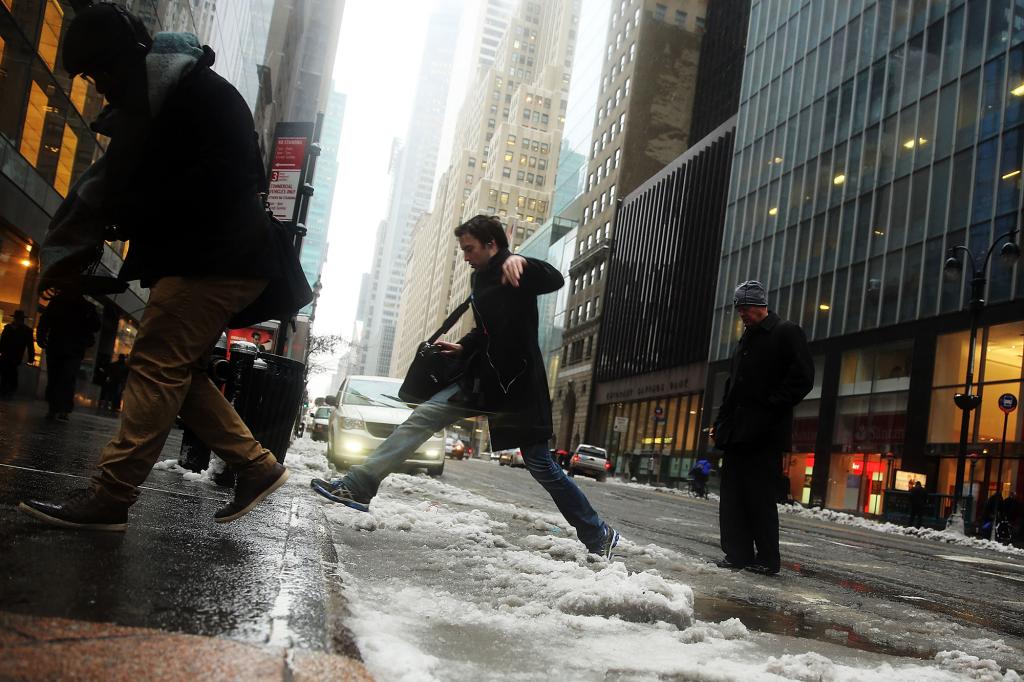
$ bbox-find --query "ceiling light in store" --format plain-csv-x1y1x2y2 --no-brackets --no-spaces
20,259,31,267
833,174,846,185
768,207,778,216
1001,169,1021,180
1011,83,1024,96
819,304,831,311
773,156,783,164
24,244,32,252
873,229,885,236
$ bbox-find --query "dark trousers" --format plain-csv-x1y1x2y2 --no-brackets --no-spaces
0,358,18,395
908,506,924,527
44,350,84,414
719,450,782,570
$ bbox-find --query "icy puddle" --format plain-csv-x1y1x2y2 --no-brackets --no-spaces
310,471,1022,682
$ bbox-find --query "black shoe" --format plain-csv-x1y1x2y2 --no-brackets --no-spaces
715,557,748,570
214,463,289,523
18,488,129,531
744,563,780,576
310,478,370,512
589,525,620,559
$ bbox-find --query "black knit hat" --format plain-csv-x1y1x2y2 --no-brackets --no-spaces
62,3,152,77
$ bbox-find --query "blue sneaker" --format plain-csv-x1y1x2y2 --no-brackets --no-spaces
310,478,371,512
591,525,620,560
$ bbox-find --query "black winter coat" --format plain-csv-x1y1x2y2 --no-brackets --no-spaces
456,250,563,450
108,47,278,287
0,322,35,364
713,311,814,453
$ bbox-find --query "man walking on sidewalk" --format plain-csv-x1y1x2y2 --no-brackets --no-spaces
0,310,35,398
36,289,100,420
311,215,620,558
711,281,813,575
19,4,286,531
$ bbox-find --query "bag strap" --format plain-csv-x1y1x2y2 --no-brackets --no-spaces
427,295,472,344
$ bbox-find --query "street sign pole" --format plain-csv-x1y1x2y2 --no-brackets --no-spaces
996,393,1018,497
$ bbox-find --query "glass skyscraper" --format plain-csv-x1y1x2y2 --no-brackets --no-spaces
708,0,1024,516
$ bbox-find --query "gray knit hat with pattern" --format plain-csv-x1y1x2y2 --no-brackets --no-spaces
733,280,767,307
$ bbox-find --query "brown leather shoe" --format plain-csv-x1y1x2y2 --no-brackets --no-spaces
214,462,289,523
18,488,128,531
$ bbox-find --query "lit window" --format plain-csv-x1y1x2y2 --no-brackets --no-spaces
37,0,63,71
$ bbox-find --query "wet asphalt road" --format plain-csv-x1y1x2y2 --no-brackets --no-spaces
440,458,1024,670
0,399,355,657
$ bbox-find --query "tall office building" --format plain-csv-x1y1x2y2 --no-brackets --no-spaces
441,0,582,342
299,88,346,316
706,0,1024,514
254,0,346,162
552,0,706,450
473,0,517,71
356,0,461,377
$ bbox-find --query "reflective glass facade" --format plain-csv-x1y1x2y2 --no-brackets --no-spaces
711,0,1024,362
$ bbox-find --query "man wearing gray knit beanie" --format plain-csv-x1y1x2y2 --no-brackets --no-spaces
710,280,814,576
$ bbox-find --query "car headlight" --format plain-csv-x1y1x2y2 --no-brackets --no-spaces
424,449,440,459
343,439,365,453
343,417,365,431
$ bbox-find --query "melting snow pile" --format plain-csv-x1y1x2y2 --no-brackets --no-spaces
317,473,1021,682
780,504,1024,558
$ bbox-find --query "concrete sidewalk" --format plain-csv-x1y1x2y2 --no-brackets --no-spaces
0,398,370,681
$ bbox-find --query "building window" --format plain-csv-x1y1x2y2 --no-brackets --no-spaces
675,9,687,27
654,3,667,21
468,156,476,168
695,16,705,31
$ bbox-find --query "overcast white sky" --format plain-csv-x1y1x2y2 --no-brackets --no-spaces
306,0,478,397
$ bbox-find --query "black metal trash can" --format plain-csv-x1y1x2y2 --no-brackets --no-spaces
178,339,305,476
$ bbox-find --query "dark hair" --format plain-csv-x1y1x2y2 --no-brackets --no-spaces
453,214,508,251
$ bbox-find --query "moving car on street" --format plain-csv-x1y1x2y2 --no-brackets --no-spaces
497,448,524,468
309,406,333,442
326,376,444,477
445,437,467,460
566,444,611,482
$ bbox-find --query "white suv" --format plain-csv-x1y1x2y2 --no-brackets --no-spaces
326,376,444,477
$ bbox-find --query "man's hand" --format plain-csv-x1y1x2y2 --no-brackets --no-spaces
434,341,463,357
501,255,527,288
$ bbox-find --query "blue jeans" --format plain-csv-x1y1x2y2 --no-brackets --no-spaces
342,384,608,550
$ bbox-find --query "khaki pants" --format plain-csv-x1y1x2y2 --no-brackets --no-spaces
93,276,274,504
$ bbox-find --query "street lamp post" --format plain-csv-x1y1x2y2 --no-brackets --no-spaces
942,228,1020,533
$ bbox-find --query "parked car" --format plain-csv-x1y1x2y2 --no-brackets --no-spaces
327,376,444,476
488,450,500,462
309,406,333,442
446,438,467,460
497,448,524,467
551,448,571,469
567,444,611,481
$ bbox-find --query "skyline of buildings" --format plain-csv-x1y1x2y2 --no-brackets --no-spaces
354,0,462,378
552,0,708,450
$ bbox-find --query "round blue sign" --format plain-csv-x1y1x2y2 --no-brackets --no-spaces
999,393,1018,414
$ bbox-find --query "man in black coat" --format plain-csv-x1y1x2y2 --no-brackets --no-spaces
19,4,287,532
908,480,928,527
712,281,814,575
36,290,101,420
0,310,35,398
311,215,620,558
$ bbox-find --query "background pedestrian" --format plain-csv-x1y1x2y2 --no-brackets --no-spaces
36,289,100,421
0,310,35,398
908,480,928,528
711,280,814,576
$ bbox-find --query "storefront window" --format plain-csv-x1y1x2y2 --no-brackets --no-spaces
839,341,913,395
0,228,33,319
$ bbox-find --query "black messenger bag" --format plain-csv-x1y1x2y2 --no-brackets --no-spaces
398,296,472,404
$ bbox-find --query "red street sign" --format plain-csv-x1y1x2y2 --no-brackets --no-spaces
999,393,1018,415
